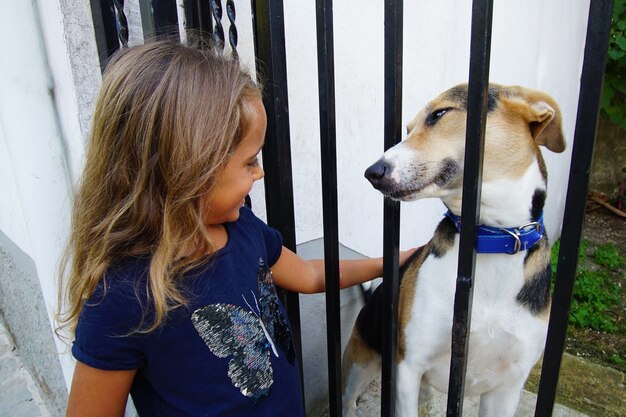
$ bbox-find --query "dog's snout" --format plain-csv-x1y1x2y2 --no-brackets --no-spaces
364,161,388,186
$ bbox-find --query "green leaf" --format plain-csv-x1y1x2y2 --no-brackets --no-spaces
611,76,626,92
610,354,626,367
609,49,626,60
593,242,626,269
603,83,616,102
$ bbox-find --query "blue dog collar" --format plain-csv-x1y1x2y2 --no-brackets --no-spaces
444,210,545,254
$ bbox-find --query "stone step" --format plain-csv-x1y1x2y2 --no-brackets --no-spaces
0,320,52,417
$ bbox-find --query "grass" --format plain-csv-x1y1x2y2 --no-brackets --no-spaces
551,239,626,370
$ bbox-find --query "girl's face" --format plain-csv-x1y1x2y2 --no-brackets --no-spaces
201,97,266,226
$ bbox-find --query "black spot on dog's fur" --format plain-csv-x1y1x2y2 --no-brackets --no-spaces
516,262,551,315
519,240,552,315
355,283,385,354
486,88,499,113
445,85,499,113
356,245,429,354
434,158,460,189
530,189,546,221
431,217,457,258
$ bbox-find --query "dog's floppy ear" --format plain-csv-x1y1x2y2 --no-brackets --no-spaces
503,87,566,153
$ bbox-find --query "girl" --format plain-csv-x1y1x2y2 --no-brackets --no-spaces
58,39,415,417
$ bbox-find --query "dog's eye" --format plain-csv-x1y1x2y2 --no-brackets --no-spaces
426,108,451,126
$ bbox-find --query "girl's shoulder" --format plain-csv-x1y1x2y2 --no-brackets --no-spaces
73,256,151,370
83,256,151,322
101,256,150,295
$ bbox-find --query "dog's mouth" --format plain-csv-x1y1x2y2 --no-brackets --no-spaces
370,158,461,201
380,186,424,201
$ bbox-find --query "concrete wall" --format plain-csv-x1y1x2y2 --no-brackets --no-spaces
0,0,592,414
0,232,66,416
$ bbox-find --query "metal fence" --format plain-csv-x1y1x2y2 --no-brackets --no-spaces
89,0,614,416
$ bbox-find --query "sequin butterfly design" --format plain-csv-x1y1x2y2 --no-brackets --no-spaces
191,259,295,401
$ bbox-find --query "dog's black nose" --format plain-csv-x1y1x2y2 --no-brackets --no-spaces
364,161,388,186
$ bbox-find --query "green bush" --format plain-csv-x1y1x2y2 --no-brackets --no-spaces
601,0,626,131
593,242,626,270
569,269,619,332
551,239,623,333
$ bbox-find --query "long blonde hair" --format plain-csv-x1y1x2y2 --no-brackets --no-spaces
57,40,261,337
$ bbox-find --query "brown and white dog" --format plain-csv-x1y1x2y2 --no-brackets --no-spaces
342,84,565,417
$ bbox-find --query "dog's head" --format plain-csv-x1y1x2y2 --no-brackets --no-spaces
365,84,566,203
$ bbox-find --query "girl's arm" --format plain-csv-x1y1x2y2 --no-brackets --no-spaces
66,361,136,417
271,245,418,294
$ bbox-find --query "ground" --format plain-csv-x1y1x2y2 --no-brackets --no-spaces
525,205,626,417
573,205,626,372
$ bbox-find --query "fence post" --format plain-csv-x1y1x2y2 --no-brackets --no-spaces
534,1,613,415
381,1,403,416
151,0,179,39
90,0,123,70
250,0,306,409
315,0,343,416
182,0,212,40
445,1,493,415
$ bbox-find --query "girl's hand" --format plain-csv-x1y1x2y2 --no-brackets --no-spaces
399,246,420,268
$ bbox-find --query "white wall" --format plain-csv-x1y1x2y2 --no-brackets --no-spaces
0,0,78,388
0,0,592,408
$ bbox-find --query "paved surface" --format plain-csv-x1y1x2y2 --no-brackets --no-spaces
0,321,51,417
309,377,588,417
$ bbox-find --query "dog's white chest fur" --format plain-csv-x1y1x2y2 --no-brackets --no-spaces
402,244,547,396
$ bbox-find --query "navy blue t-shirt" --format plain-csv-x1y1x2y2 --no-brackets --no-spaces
72,207,304,417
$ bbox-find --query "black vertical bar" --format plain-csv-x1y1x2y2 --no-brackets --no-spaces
210,0,226,51
151,0,180,39
250,0,306,409
381,1,402,416
445,1,493,416
534,1,613,415
90,0,121,70
113,0,129,47
315,1,341,416
226,0,239,58
182,0,213,37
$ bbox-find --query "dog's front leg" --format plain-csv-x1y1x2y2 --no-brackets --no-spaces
395,360,421,416
478,384,523,417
